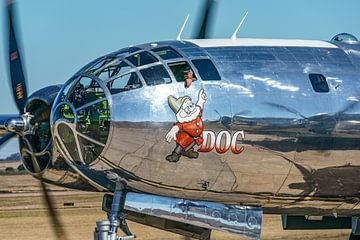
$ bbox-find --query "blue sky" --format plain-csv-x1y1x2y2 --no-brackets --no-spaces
0,0,359,157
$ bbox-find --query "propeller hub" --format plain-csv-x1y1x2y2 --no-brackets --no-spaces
5,116,26,133
5,113,33,134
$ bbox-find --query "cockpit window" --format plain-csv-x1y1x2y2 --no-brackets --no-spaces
140,65,171,86
57,123,81,162
76,99,110,144
191,59,221,81
126,51,158,67
115,47,141,58
95,60,131,80
107,72,142,94
168,61,197,82
78,136,105,164
86,57,116,74
128,47,142,53
67,76,105,109
152,47,182,60
52,75,110,166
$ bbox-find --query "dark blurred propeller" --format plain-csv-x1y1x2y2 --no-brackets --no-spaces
192,0,217,39
40,180,69,240
4,1,68,239
0,132,15,146
7,0,28,113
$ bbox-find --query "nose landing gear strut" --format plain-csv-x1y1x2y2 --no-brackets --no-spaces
94,178,134,240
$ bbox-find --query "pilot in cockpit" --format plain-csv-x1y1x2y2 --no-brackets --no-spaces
184,69,194,89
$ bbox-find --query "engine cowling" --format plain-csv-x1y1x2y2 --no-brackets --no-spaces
19,85,62,173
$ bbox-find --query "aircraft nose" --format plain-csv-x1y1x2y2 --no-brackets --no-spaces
51,76,111,166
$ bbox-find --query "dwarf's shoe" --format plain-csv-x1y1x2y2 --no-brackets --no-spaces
182,148,199,159
166,152,181,162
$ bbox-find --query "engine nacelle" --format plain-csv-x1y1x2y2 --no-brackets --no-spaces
19,85,62,173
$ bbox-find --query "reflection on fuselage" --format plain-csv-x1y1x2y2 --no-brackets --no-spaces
52,39,360,216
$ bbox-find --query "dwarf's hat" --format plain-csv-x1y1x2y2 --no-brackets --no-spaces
168,95,190,113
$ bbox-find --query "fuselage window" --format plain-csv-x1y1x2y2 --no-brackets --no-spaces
309,74,329,93
152,47,182,60
95,60,131,81
168,61,197,82
191,59,221,81
107,72,142,94
140,65,171,86
126,51,158,67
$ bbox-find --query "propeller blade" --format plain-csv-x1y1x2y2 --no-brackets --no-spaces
193,0,216,39
39,179,69,240
22,138,68,240
6,0,28,113
0,114,19,129
6,3,65,239
0,132,15,147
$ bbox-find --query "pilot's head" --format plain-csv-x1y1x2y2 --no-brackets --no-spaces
183,70,194,89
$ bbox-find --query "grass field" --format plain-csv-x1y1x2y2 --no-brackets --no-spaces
0,174,351,240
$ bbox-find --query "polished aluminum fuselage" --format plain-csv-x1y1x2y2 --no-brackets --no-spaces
53,39,360,216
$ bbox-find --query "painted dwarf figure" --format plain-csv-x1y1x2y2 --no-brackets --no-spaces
165,88,207,162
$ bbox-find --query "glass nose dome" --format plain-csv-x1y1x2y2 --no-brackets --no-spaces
51,75,110,165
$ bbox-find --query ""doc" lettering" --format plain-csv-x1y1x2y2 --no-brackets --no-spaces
198,130,245,154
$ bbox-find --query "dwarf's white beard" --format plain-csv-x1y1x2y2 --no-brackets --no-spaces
176,105,201,123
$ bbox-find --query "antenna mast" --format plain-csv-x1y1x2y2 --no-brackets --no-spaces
177,14,190,40
231,11,249,40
